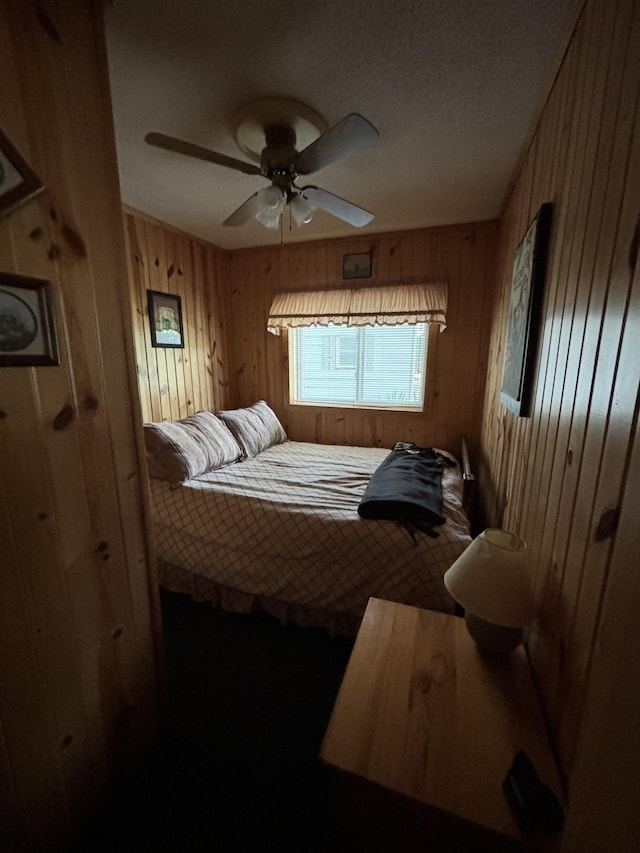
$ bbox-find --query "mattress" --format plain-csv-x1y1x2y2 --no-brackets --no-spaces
148,440,472,632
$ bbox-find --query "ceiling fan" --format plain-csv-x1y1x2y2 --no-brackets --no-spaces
144,97,379,230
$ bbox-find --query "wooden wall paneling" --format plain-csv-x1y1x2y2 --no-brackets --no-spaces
527,0,632,748
254,250,277,412
432,228,464,449
470,226,499,475
517,23,582,560
40,3,160,766
193,239,216,414
168,231,195,415
6,199,115,800
188,241,206,415
225,223,498,455
162,228,190,418
306,241,329,282
228,250,255,407
477,0,640,811
123,208,231,421
413,229,441,280
0,213,83,846
519,0,600,658
537,0,623,545
201,243,216,411
132,217,164,422
0,481,70,848
203,242,219,412
123,214,154,422
0,711,19,845
50,81,154,747
502,132,538,535
1,2,161,844
245,249,263,407
224,250,242,408
259,251,284,415
144,221,176,421
525,0,605,538
286,245,309,287
455,227,491,452
508,101,565,534
373,233,393,281
560,398,640,852
517,25,585,672
554,25,640,771
207,246,228,410
1,367,94,826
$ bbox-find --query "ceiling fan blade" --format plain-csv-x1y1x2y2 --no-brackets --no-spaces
294,113,379,175
145,132,262,176
300,186,374,227
222,191,265,226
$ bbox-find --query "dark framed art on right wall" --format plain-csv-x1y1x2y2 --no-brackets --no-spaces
500,202,553,417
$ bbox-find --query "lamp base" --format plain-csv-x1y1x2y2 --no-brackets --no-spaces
464,612,523,654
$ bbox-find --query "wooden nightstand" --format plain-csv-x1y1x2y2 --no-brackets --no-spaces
320,598,564,852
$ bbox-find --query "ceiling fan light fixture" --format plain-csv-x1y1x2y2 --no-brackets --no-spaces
255,186,285,229
290,193,316,226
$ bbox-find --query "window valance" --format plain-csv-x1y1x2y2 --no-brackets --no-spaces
266,282,448,335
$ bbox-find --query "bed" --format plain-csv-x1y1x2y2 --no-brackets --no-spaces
144,402,472,635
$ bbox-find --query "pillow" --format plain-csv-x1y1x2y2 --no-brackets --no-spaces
143,411,242,482
216,400,287,459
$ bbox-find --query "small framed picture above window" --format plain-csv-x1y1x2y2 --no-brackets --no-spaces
342,252,372,279
147,289,184,348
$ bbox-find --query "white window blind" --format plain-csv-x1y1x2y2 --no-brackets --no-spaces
291,322,428,410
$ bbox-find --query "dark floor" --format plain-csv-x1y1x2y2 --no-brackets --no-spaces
78,590,354,852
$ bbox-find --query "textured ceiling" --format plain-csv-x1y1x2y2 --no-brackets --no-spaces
105,0,572,250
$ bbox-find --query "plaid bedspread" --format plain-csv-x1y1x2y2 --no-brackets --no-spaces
148,441,472,620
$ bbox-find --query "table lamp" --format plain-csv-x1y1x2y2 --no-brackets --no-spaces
444,528,533,654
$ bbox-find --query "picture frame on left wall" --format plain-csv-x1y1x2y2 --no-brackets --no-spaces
147,289,185,348
0,272,59,366
0,128,44,218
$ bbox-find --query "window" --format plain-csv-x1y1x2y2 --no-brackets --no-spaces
290,322,428,410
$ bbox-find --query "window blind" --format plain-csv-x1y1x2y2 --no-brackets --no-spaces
291,322,428,410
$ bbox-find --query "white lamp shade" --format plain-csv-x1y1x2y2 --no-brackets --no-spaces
444,529,533,628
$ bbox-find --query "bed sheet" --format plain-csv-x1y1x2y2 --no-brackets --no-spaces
148,440,471,631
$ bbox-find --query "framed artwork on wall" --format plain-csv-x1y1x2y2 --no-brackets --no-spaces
0,129,44,218
147,289,184,348
501,202,553,417
0,272,59,366
342,252,372,279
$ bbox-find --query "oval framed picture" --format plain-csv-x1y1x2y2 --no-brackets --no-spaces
0,272,59,366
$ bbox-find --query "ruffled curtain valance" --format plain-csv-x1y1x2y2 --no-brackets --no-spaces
266,282,448,335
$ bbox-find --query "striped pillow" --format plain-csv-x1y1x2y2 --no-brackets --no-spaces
217,400,287,459
143,411,242,483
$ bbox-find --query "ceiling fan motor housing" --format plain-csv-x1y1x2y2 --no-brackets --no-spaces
261,125,299,183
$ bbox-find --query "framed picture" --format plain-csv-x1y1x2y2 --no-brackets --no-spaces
342,252,372,279
147,289,184,348
0,272,59,366
0,129,44,218
501,202,553,416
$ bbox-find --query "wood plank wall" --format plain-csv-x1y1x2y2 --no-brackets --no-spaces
0,3,161,849
223,222,498,460
123,208,231,422
478,0,640,816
